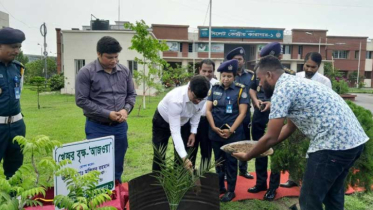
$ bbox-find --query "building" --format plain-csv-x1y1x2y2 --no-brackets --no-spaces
56,22,373,95
0,11,9,28
56,20,154,95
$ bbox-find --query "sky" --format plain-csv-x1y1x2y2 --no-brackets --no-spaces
1,0,373,55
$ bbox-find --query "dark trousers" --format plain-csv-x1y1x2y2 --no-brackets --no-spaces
0,120,25,179
212,140,238,192
239,111,251,174
252,108,280,189
85,119,128,182
299,144,364,210
152,110,195,171
194,116,212,166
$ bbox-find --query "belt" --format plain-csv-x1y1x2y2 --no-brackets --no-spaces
0,113,23,124
87,118,121,126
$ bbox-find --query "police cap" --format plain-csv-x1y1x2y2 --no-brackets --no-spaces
0,27,26,44
260,42,281,57
226,47,245,60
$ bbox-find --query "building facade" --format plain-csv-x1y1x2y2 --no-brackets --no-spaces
56,22,373,94
0,11,9,28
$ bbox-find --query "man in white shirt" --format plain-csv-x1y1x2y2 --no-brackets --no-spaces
296,52,332,89
152,75,210,171
192,59,218,167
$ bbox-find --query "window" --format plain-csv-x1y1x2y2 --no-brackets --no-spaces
365,71,372,79
298,46,303,56
75,59,85,74
297,64,304,72
283,45,291,54
282,63,291,69
188,43,193,52
355,51,360,59
128,60,138,73
179,43,183,52
367,51,372,59
332,50,349,59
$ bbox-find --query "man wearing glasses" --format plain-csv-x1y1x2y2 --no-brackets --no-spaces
152,75,210,171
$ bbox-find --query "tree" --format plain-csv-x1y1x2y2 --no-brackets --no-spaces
25,58,57,83
14,51,29,65
124,20,169,110
161,64,193,88
30,76,46,109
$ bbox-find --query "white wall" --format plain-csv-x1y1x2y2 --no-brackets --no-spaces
60,30,158,95
365,59,372,71
0,11,9,28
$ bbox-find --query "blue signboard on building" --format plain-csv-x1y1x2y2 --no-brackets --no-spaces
199,28,283,39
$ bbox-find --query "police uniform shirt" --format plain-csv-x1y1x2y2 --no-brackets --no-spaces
157,85,206,158
207,82,249,142
235,69,254,91
0,60,24,116
200,77,219,116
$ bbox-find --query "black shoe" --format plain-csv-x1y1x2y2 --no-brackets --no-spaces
280,180,298,188
248,185,267,193
239,172,254,179
263,188,277,201
220,188,227,194
220,192,236,202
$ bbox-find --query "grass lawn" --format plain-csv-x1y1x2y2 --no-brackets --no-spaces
348,87,373,94
7,86,372,209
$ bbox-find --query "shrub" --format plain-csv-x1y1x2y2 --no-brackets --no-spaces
49,73,65,91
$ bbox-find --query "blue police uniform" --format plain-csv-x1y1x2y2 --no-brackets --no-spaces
0,27,26,179
248,42,295,199
226,47,255,177
207,60,249,201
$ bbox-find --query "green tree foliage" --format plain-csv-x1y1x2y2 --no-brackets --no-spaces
24,58,57,83
324,62,349,94
14,51,29,65
54,169,115,210
161,64,193,88
49,73,65,91
271,102,373,191
124,20,169,110
0,135,66,210
30,76,46,109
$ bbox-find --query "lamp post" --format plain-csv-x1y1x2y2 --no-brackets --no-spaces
357,41,361,88
305,32,321,53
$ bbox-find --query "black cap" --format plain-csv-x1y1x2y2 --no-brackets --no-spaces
0,27,26,44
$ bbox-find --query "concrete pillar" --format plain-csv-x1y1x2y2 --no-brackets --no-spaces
290,62,297,72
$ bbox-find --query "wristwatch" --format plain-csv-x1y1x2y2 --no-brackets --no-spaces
124,107,131,114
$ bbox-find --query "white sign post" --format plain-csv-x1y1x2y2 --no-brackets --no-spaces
53,136,115,198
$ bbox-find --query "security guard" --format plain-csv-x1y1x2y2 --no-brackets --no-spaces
226,47,255,179
248,42,295,201
206,59,249,202
0,27,26,179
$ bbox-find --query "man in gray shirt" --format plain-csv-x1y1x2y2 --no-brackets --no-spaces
75,36,137,182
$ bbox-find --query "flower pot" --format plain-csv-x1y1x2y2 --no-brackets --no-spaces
128,172,220,210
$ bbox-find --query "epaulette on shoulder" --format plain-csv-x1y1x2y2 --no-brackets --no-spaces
235,82,245,88
13,60,24,68
213,82,221,86
284,67,296,75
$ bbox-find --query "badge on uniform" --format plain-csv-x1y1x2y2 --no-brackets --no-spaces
257,86,261,92
14,76,21,99
242,92,247,99
208,89,211,96
213,92,222,96
213,100,218,106
226,96,232,114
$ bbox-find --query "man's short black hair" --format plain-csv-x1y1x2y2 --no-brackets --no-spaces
189,75,210,98
97,36,122,54
304,52,322,67
257,55,284,73
199,59,215,71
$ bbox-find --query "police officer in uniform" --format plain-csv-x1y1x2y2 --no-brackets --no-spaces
226,47,255,179
248,42,295,201
206,59,250,202
0,27,26,179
